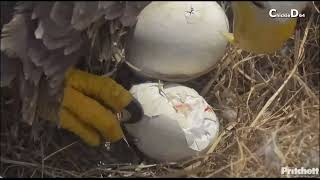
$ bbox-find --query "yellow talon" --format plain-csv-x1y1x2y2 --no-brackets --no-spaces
60,108,101,146
57,68,134,146
61,84,124,143
65,68,133,112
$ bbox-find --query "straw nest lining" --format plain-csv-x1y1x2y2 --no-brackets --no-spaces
1,2,319,178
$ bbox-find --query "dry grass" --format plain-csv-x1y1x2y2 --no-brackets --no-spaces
1,3,319,178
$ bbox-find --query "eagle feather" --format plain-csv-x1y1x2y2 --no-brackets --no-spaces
1,1,150,125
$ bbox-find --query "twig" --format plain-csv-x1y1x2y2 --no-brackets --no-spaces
0,157,37,167
237,68,257,83
206,131,227,156
312,1,320,13
232,55,258,70
0,157,81,177
43,141,77,161
293,73,319,103
250,13,314,127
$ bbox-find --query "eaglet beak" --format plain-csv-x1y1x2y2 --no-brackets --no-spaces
226,1,297,54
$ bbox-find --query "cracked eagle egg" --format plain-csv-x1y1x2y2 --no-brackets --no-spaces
126,1,229,82
124,83,219,162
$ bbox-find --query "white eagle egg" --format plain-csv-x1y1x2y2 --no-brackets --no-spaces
126,1,229,82
124,83,220,162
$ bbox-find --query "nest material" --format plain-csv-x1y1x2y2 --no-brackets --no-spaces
1,2,319,178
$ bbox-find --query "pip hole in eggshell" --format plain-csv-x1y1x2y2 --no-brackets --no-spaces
126,1,229,82
124,83,220,162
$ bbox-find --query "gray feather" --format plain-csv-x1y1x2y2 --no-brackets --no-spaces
50,2,74,27
30,66,43,86
27,39,49,66
103,3,124,20
14,2,34,14
71,2,102,30
63,34,84,55
37,18,74,39
32,2,54,20
120,2,150,26
19,75,39,125
98,2,117,9
37,78,62,123
120,2,140,26
1,14,28,59
21,57,43,86
42,33,73,50
34,20,44,39
0,52,19,87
